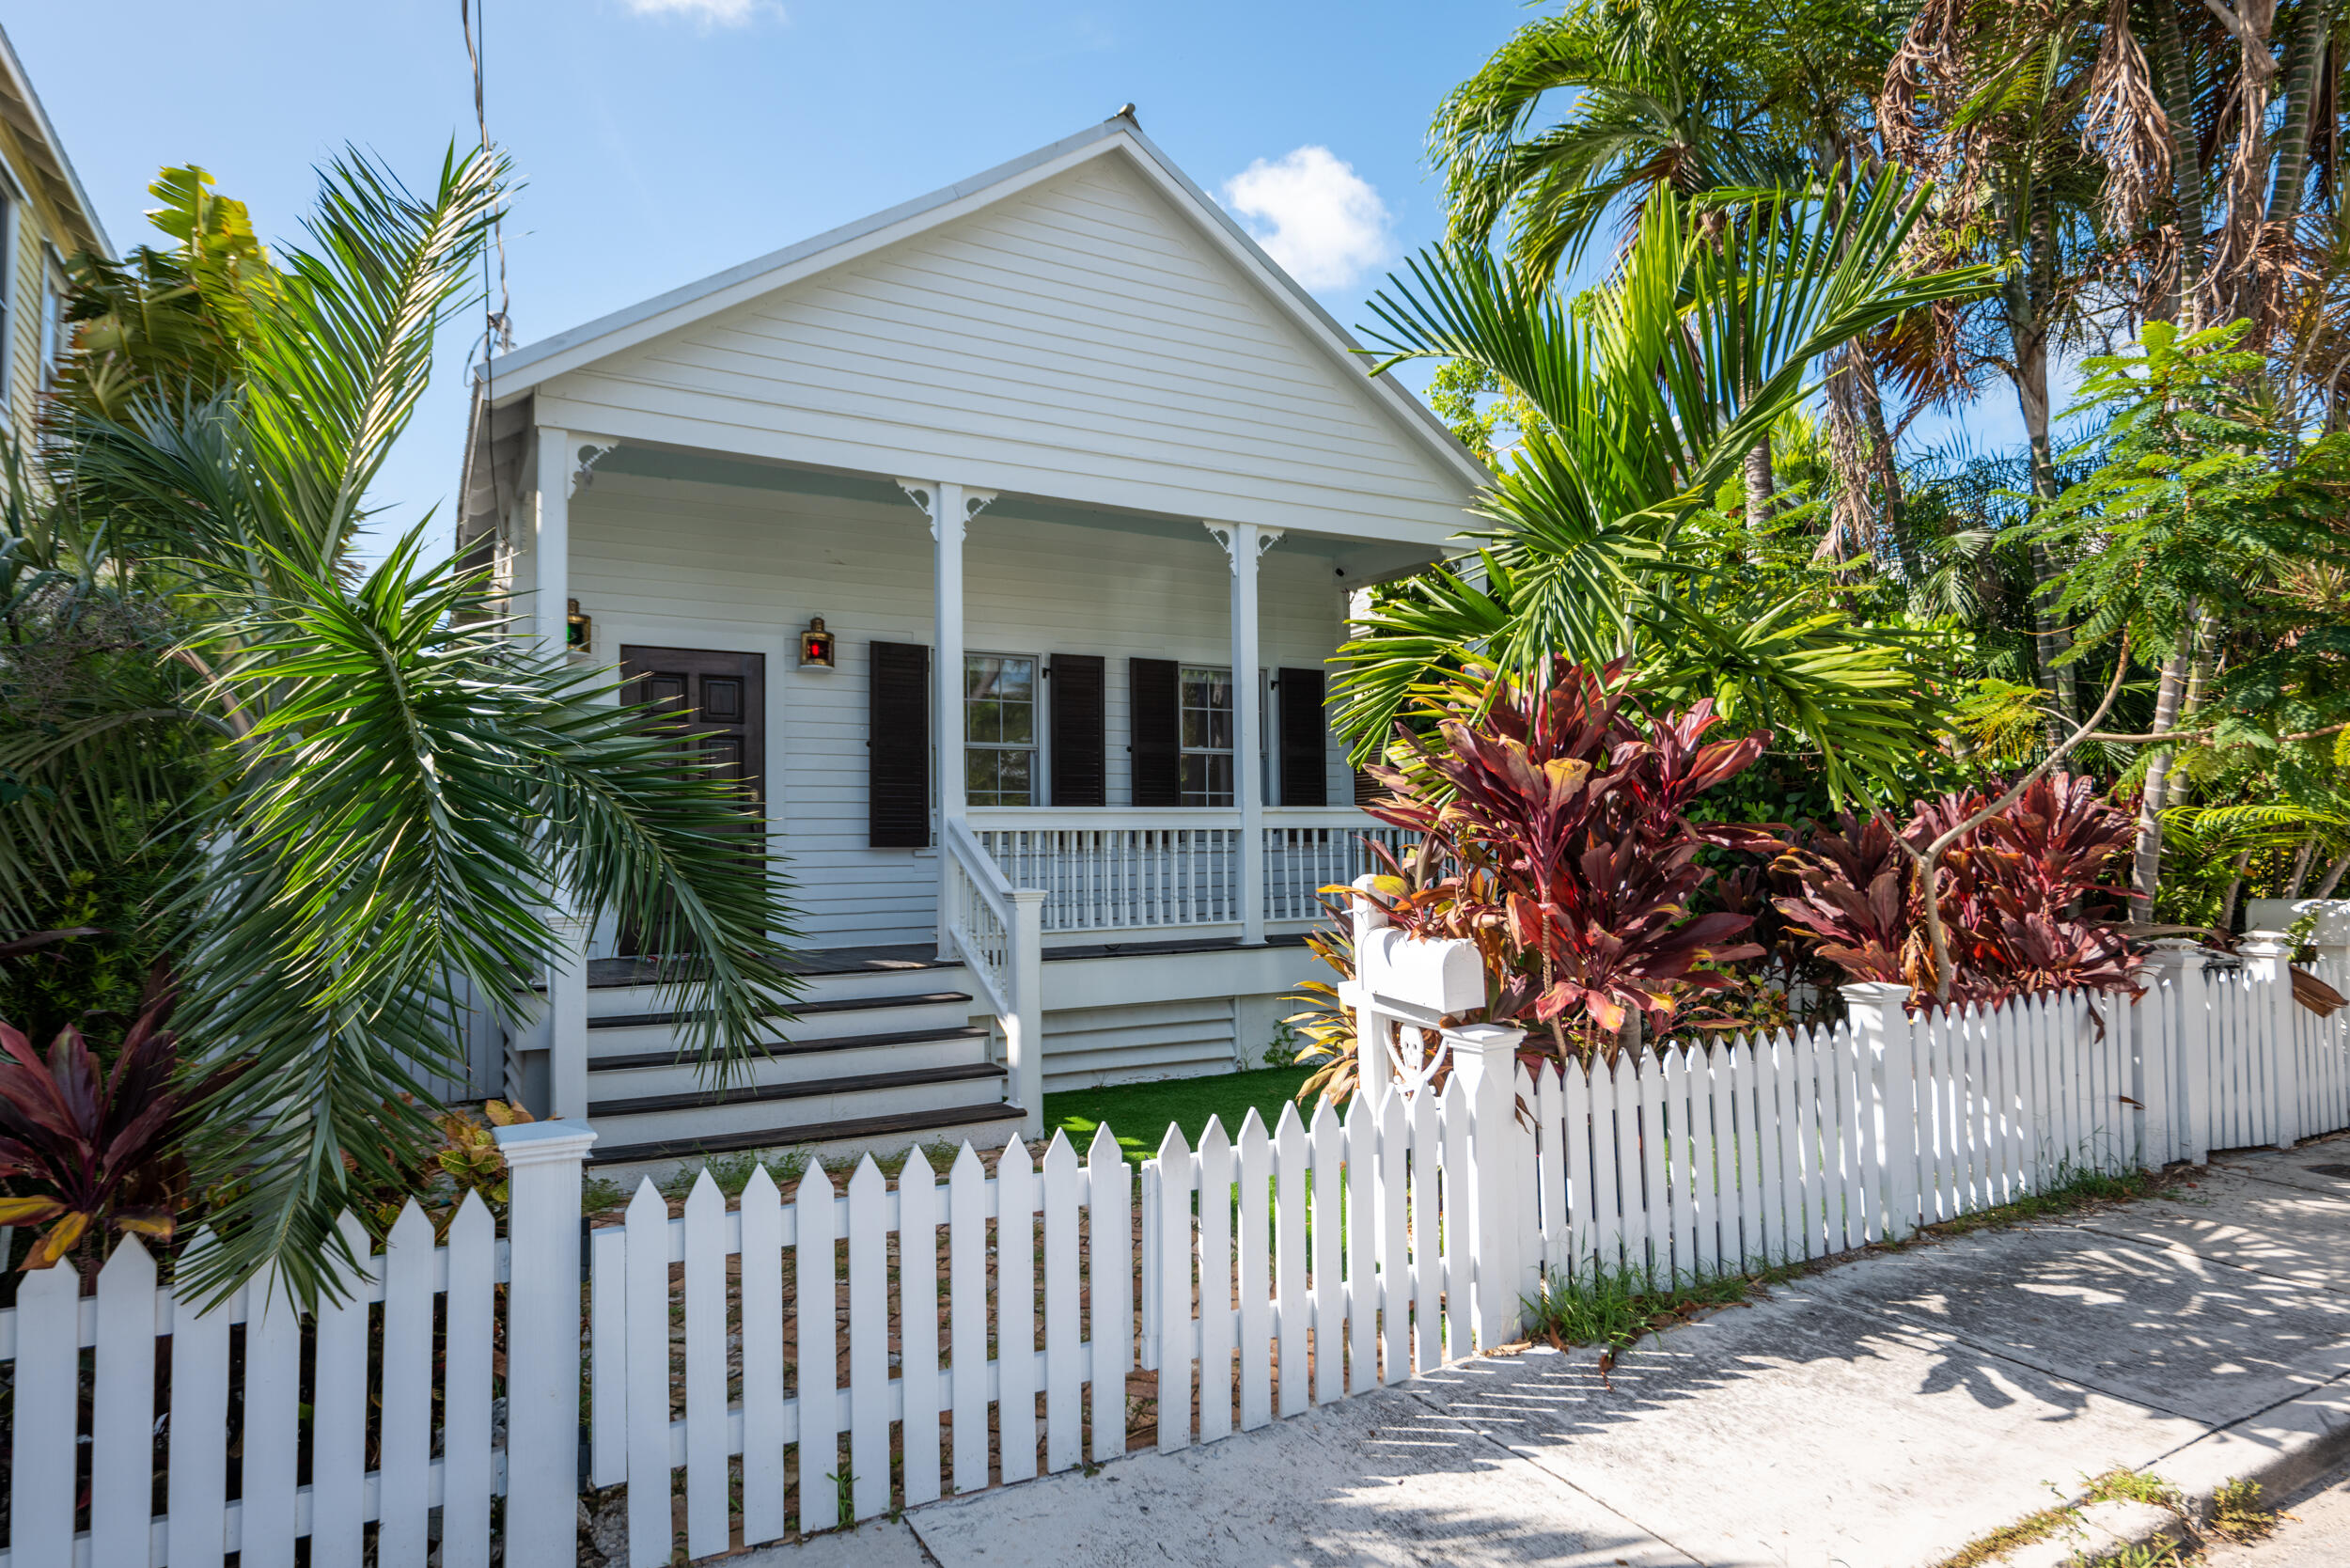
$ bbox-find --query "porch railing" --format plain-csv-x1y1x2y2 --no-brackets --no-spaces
941,819,1044,1132
966,808,1402,935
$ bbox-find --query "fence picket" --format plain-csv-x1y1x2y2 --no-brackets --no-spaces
1730,1038,1763,1268
1562,1063,1594,1281
1407,1089,1441,1374
1088,1124,1133,1463
1345,1092,1381,1395
1439,1077,1472,1358
91,1235,156,1568
1154,1124,1194,1450
1197,1117,1235,1442
10,1262,76,1568
686,1171,732,1551
1837,1025,1868,1248
378,1201,435,1568
624,1179,673,1567
1275,1103,1310,1415
308,1215,373,1568
1662,1045,1692,1283
796,1162,839,1537
1762,1032,1795,1265
1535,1065,1567,1280
999,1138,1041,1482
1237,1108,1275,1425
444,1194,497,1568
1635,1049,1669,1283
948,1145,990,1495
740,1165,790,1541
1043,1133,1086,1469
1688,1045,1721,1276
848,1157,894,1520
167,1232,233,1568
1376,1090,1411,1382
1310,1100,1344,1404
1595,1055,1629,1278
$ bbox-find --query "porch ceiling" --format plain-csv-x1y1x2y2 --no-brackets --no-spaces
578,441,1455,587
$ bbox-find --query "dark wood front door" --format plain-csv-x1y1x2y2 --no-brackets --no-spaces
619,645,766,957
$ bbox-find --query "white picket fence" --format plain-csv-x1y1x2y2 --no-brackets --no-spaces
10,926,2350,1568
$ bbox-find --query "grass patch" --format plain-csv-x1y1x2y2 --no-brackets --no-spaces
1043,1064,1316,1166
2081,1469,2180,1511
1933,1505,2076,1568
1522,1265,1762,1358
1921,1161,2173,1241
2208,1477,2275,1541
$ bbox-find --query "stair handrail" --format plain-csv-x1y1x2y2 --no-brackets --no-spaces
943,817,1045,1135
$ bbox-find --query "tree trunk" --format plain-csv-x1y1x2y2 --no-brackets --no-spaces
2317,847,2350,897
2009,224,2078,724
2220,848,2253,932
2129,626,2197,922
2163,611,2217,814
2214,0,2281,322
2266,0,2329,228
2153,1,2211,326
2289,833,2319,897
1745,437,1775,532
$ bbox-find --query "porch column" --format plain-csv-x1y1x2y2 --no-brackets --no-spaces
533,428,590,1119
1208,522,1281,946
901,479,996,958
533,426,570,660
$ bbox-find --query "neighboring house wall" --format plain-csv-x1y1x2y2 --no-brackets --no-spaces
0,160,66,431
564,463,1355,951
532,152,1469,541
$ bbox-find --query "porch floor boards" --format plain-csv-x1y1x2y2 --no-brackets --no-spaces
584,932,1310,988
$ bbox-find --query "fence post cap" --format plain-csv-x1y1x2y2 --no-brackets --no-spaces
492,1119,599,1167
2238,932,2295,958
1838,980,1911,1006
1443,1022,1525,1055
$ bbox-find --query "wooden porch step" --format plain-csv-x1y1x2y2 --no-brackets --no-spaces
588,990,972,1030
587,1100,1028,1167
588,1059,1007,1119
588,1025,990,1074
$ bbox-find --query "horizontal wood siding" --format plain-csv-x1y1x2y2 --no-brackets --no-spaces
540,156,1472,538
1042,997,1239,1093
568,471,1355,948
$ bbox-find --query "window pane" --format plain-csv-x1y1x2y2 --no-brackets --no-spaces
965,655,998,701
997,658,1035,700
1181,706,1210,750
966,748,998,800
1180,752,1233,808
1203,704,1231,751
968,698,1001,744
998,748,1032,802
1000,698,1033,745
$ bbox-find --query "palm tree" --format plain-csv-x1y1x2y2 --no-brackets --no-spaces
2,148,799,1303
1334,176,2000,805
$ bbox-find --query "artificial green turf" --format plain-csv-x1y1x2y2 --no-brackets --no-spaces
1042,1064,1318,1166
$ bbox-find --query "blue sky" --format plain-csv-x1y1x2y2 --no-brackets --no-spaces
11,0,2024,560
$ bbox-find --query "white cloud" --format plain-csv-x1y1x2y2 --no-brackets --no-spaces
1222,147,1394,292
619,0,769,25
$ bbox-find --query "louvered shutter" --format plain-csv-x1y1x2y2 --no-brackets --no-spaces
1129,657,1181,808
1277,667,1328,807
869,640,932,847
1049,653,1106,807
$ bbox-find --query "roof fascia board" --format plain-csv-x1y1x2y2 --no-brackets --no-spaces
0,24,110,256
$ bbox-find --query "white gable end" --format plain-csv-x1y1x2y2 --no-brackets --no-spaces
531,149,1478,541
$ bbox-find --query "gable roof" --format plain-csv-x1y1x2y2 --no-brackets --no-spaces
0,24,110,257
468,118,1488,516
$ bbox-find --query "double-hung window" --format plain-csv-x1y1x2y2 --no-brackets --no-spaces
38,250,64,398
1179,665,1234,807
965,653,1038,806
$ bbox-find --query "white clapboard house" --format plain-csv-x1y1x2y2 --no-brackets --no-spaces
457,115,1483,1166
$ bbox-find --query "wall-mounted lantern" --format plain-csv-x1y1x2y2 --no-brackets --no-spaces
799,616,837,669
565,598,592,654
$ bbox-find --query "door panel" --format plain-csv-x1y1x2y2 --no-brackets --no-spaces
619,645,767,956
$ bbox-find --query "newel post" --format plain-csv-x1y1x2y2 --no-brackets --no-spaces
1445,1023,1528,1349
492,1120,598,1568
2240,931,2302,1149
1843,981,1918,1242
1008,887,1047,1138
1347,875,1393,1106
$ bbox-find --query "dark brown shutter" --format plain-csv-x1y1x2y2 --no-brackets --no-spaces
1129,657,1181,808
1354,766,1381,806
1049,653,1106,807
869,641,932,847
1277,667,1328,807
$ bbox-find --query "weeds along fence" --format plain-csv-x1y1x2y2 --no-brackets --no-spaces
7,933,2349,1568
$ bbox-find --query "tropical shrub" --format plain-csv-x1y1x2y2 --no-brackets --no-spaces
0,967,238,1271
1771,773,2137,1005
1356,657,1775,1061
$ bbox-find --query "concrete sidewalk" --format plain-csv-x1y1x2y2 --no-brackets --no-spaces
751,1137,2350,1568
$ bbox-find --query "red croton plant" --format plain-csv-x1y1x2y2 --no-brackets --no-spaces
0,966,243,1272
1769,773,2138,1006
1359,658,1778,1061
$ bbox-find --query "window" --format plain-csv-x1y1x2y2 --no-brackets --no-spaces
0,191,12,424
965,653,1037,806
1179,665,1234,807
38,251,63,397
